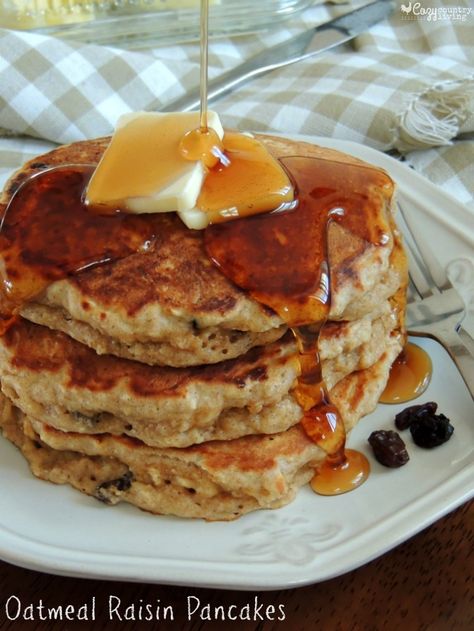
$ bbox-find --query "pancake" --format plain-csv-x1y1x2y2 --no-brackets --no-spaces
329,336,402,431
0,129,408,520
2,134,402,367
0,311,401,448
0,339,401,521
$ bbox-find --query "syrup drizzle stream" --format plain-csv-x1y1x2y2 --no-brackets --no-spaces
199,0,210,133
179,0,293,223
205,155,395,494
179,0,223,169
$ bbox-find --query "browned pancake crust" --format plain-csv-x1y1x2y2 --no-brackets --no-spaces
3,318,296,398
1,135,403,367
2,137,281,331
0,337,401,521
0,314,402,447
0,396,322,521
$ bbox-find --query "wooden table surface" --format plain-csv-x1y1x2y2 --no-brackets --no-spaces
0,500,472,631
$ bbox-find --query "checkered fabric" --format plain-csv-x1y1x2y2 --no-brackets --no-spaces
0,0,473,208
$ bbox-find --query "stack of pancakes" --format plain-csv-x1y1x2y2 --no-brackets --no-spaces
0,135,407,520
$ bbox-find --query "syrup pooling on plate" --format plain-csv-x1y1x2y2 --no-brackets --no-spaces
380,342,432,404
206,155,394,495
311,449,370,496
0,165,157,333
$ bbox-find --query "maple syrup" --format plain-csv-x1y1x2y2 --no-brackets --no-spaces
179,126,223,169
205,155,392,494
380,342,432,404
198,132,295,223
179,0,224,170
0,165,157,332
295,336,370,495
205,155,393,321
311,449,370,496
85,111,214,209
181,126,295,223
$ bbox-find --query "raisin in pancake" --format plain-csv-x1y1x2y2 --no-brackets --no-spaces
0,311,401,448
2,135,403,367
0,339,401,522
0,401,322,521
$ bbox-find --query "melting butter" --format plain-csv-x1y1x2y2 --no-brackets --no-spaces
86,111,295,231
85,111,224,217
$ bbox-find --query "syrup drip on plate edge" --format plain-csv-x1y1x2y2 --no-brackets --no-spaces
380,341,432,404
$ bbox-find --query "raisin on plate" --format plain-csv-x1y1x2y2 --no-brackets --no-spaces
394,401,454,448
394,401,437,430
409,413,454,448
368,430,409,468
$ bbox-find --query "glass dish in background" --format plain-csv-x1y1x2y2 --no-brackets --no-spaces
0,1,316,47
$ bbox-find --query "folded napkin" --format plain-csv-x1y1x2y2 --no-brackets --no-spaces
0,0,473,205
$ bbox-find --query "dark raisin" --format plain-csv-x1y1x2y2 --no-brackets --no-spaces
410,413,454,448
395,401,437,430
96,471,133,504
368,430,409,468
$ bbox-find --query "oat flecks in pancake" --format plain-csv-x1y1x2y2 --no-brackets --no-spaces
330,337,403,432
0,336,401,521
1,134,401,366
0,311,400,447
0,398,322,521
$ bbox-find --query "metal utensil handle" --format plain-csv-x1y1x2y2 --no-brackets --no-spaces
161,0,394,112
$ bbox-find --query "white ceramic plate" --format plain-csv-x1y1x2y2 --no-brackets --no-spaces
0,137,473,590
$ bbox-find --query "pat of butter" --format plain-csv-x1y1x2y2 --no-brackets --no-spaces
177,207,210,230
85,111,224,216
